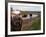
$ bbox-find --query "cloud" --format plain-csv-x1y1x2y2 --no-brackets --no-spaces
11,5,41,11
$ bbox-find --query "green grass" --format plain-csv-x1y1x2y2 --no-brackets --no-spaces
31,17,41,30
25,16,41,30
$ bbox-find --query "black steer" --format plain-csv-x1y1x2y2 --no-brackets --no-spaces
11,15,22,31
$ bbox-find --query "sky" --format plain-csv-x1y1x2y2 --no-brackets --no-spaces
11,5,41,11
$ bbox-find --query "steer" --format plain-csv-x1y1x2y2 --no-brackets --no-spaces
11,15,22,31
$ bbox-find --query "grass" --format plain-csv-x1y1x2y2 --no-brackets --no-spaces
31,17,41,30
23,16,41,30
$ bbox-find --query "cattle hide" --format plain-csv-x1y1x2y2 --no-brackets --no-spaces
11,15,22,31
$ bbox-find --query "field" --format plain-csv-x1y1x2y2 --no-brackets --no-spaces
11,11,41,31
21,11,41,31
